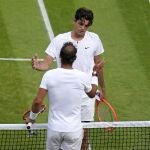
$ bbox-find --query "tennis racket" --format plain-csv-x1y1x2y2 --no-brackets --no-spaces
95,92,118,131
23,104,46,131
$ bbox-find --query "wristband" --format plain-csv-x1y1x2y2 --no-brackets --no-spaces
29,111,38,120
91,76,98,86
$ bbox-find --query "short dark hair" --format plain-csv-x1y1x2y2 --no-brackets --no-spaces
75,7,94,26
60,42,77,64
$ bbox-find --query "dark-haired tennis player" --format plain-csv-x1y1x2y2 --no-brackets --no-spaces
27,42,98,150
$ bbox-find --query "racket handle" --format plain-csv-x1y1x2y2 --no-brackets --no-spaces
27,122,32,130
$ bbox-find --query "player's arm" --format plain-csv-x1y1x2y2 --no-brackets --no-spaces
94,55,106,99
86,84,98,98
31,88,47,113
26,88,47,123
32,54,54,71
85,73,98,98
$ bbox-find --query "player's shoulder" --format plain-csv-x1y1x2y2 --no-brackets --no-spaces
44,68,59,76
73,69,90,83
55,31,71,40
86,31,100,40
73,69,88,77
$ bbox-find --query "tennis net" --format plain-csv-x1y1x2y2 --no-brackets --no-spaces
0,121,150,150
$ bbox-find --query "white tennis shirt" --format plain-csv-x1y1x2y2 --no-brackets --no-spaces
45,31,104,76
40,68,92,132
45,31,104,99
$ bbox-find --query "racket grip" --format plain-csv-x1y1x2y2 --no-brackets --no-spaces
27,122,32,130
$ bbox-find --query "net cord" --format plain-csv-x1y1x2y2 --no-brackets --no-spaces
1,121,150,130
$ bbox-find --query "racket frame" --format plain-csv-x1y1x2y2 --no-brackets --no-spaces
95,98,118,131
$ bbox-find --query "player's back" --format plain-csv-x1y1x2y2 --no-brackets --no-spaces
43,68,90,132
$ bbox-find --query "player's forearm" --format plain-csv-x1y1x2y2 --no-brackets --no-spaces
97,68,106,97
31,88,47,113
31,97,43,113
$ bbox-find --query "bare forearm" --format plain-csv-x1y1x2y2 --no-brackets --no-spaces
31,88,47,113
31,98,42,113
94,55,105,93
97,68,106,97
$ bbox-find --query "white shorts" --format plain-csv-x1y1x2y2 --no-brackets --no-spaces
81,97,95,122
46,128,83,150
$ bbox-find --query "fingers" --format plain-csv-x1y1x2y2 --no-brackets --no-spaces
34,53,38,59
31,54,39,70
25,117,30,124
32,53,38,61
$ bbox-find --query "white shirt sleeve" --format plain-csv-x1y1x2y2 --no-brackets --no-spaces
45,37,58,59
40,73,48,90
94,34,104,56
81,73,92,93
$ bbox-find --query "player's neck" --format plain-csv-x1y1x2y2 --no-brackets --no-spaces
71,31,85,41
61,64,73,69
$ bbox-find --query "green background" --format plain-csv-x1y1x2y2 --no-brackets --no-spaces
0,0,149,123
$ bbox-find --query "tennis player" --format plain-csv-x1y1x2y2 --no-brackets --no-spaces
27,42,98,150
32,7,105,149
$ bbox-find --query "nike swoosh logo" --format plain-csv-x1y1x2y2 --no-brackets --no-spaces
85,47,90,49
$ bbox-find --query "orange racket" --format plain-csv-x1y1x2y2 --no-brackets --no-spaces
95,92,118,131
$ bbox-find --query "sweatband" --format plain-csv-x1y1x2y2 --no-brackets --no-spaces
29,111,39,120
91,76,98,86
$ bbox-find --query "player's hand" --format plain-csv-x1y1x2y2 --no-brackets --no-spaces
31,54,39,70
95,89,106,101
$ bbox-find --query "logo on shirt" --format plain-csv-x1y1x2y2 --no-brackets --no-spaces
85,47,90,49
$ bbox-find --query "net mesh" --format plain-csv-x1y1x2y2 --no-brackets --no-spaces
0,122,150,150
